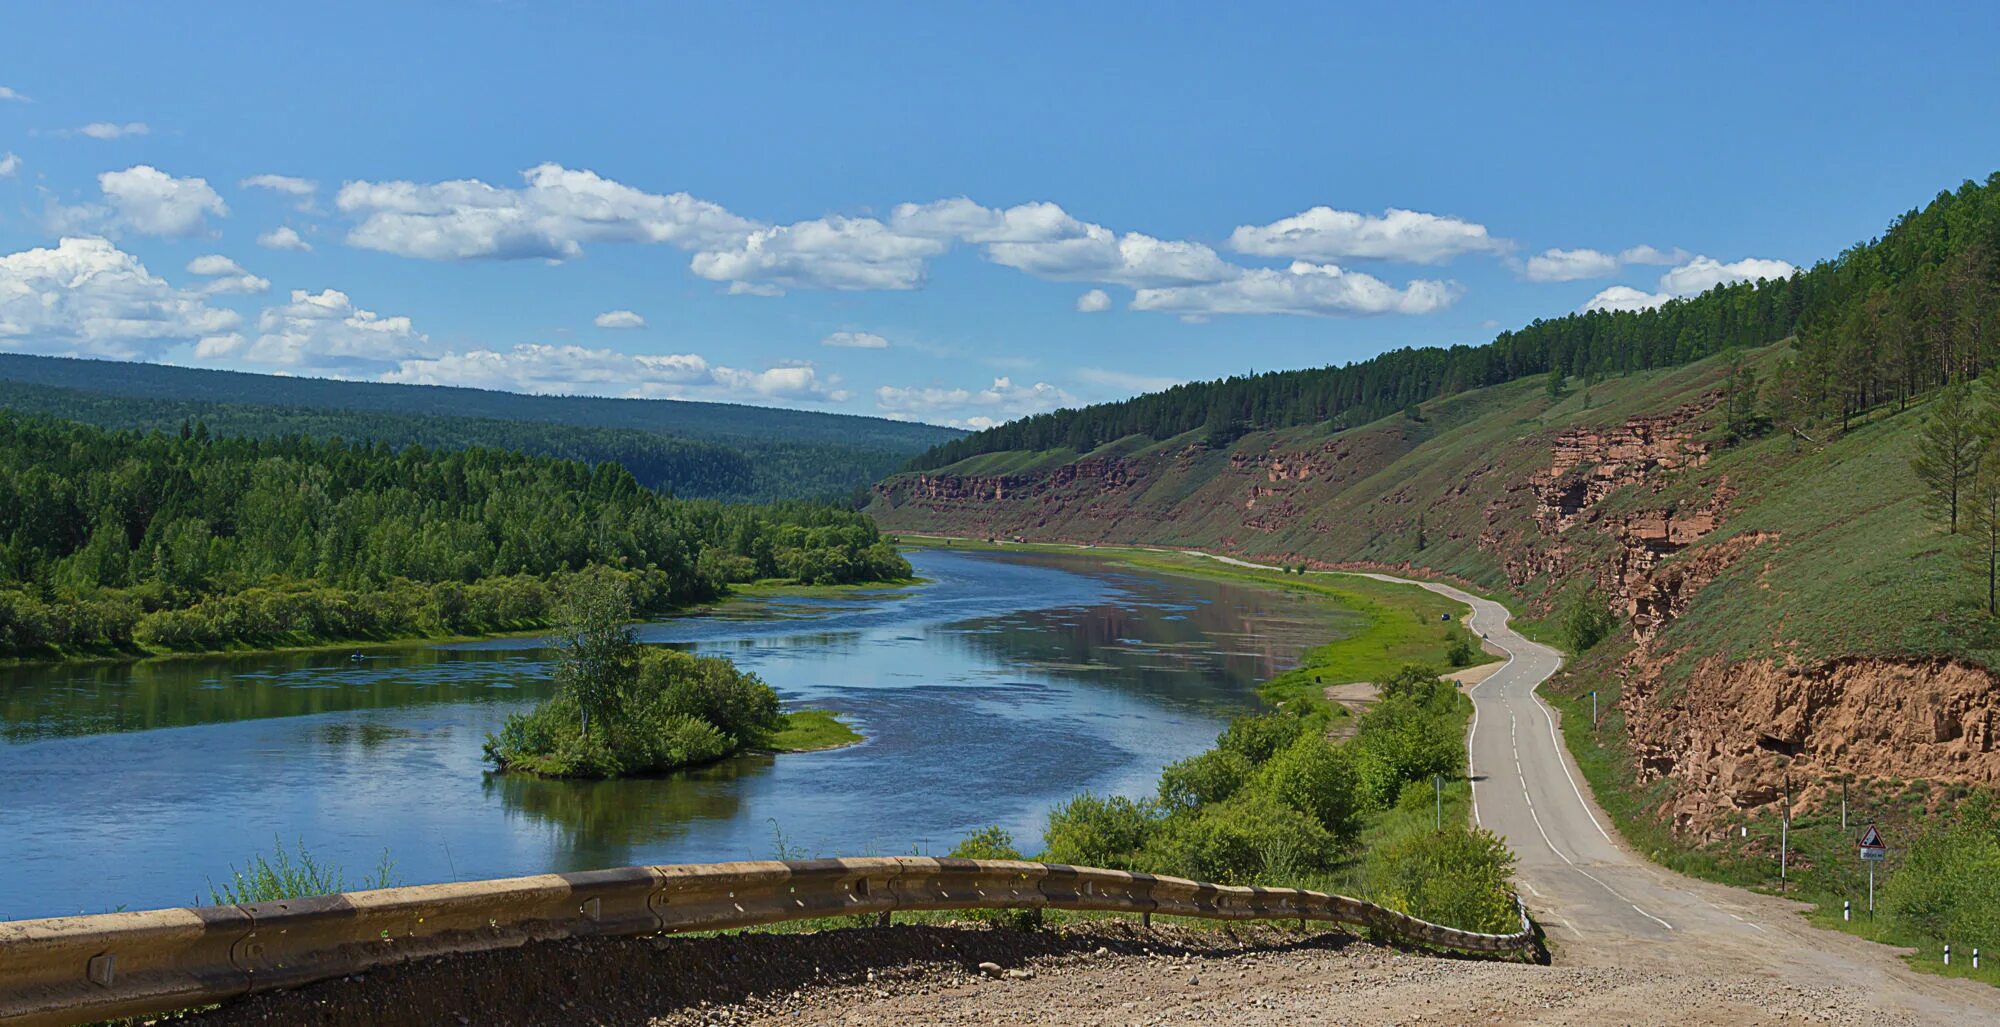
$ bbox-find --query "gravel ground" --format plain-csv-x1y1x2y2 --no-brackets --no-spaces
171,918,1906,1027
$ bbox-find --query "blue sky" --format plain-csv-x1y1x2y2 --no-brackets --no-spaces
4,3,1999,428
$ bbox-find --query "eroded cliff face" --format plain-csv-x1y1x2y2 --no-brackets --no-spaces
1624,656,2000,839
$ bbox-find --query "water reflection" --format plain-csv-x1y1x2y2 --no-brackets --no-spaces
0,548,1354,919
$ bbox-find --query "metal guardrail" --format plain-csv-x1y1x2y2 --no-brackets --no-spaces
0,857,1537,1026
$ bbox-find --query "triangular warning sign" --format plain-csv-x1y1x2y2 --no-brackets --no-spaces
1859,826,1884,848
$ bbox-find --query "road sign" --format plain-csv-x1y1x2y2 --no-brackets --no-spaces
1858,825,1886,862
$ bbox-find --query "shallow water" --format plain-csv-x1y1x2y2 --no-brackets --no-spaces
0,548,1357,919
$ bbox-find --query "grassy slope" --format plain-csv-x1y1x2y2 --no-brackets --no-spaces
877,344,2000,981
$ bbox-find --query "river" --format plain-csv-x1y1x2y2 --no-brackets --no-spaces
0,548,1358,920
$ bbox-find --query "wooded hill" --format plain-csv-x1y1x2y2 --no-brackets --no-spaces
0,413,909,657
910,172,2000,469
0,355,961,503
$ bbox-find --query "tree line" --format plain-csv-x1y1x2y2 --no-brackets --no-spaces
911,171,2000,469
0,413,910,657
0,380,914,503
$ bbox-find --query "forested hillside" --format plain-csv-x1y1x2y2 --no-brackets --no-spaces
0,413,909,658
911,172,2000,469
0,356,961,502
874,169,2000,895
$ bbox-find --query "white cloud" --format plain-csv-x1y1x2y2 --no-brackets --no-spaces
1522,248,1620,283
99,166,227,237
0,153,19,178
1581,285,1675,313
241,174,317,197
76,122,150,140
1076,288,1111,313
1077,367,1185,392
1229,207,1506,264
888,198,1081,243
822,330,889,349
987,225,1238,287
875,375,1076,428
593,309,646,329
690,215,947,293
337,163,757,261
380,343,840,403
1583,254,1797,313
1618,244,1689,266
241,174,319,212
0,237,240,359
184,254,269,296
0,86,29,103
198,288,433,371
1131,261,1460,318
1658,255,1795,296
257,226,312,251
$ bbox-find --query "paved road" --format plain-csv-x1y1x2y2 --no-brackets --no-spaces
1195,555,2000,1021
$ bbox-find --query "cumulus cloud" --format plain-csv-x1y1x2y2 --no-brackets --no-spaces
379,344,842,403
0,86,29,103
888,198,1081,243
1131,261,1460,319
257,226,312,251
1658,255,1796,296
1583,254,1797,313
184,254,269,296
1076,288,1112,313
99,166,227,237
0,237,240,359
1522,248,1620,283
1229,207,1505,265
241,174,319,212
822,330,889,349
987,225,1238,287
0,153,19,178
75,122,149,140
875,376,1076,429
194,288,433,372
1520,243,1691,282
689,215,947,293
337,163,757,261
593,309,646,329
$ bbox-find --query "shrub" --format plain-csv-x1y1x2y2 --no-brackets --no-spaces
1361,824,1518,933
1040,793,1159,869
1256,732,1363,843
1354,686,1465,809
1884,797,2000,949
1143,789,1334,885
949,826,1025,861
1158,748,1253,813
1557,591,1619,653
1216,711,1308,765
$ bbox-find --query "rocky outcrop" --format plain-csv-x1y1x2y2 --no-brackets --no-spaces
1625,656,2000,838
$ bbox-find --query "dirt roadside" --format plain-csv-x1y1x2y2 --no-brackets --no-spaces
175,918,1903,1027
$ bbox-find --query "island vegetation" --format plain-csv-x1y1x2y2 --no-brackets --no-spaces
484,572,852,778
0,412,911,659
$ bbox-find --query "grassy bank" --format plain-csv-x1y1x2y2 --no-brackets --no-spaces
764,709,863,752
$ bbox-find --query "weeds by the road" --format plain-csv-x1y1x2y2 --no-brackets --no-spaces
207,838,398,905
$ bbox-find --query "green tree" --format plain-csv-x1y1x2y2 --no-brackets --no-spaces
1912,384,1986,533
1966,453,2000,615
552,571,637,739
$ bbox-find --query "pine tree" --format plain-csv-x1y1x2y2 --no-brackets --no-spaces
1967,454,2000,615
1913,384,1986,533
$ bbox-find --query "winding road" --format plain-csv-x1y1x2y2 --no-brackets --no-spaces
1351,569,1999,1022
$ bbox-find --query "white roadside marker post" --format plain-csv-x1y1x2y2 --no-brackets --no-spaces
1843,900,1850,922
1945,944,1951,967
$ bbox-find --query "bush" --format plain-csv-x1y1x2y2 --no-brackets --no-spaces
1445,630,1477,667
485,644,779,779
1884,797,2000,949
1142,789,1334,885
1040,793,1159,869
949,826,1025,861
1158,748,1253,813
1216,711,1308,765
1557,591,1619,653
1256,732,1363,843
1361,824,1518,932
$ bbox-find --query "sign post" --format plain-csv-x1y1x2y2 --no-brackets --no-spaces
1858,825,1886,917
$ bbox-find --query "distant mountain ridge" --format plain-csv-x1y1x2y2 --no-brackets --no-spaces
0,355,960,503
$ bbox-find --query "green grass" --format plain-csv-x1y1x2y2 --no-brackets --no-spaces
764,709,862,752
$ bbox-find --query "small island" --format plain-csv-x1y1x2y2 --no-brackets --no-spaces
484,572,858,779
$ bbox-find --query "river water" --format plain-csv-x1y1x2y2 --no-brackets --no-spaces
0,548,1357,920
